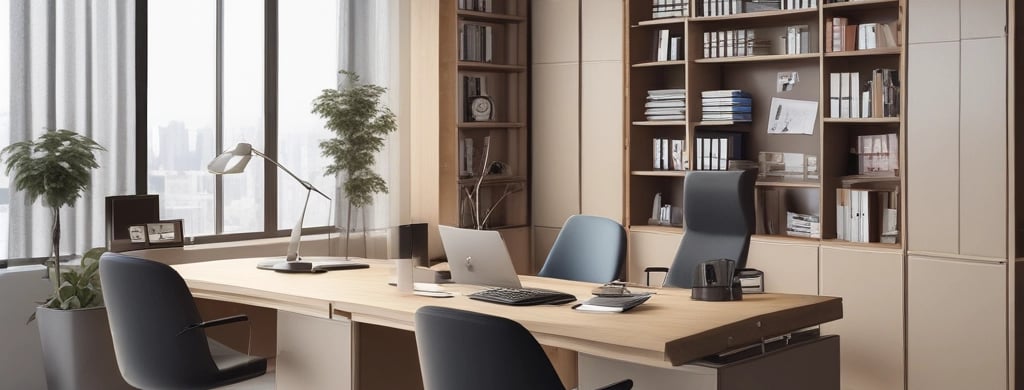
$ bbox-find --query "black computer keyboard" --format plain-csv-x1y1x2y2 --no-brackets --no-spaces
468,287,577,306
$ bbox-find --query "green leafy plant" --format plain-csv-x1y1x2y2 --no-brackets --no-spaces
1,129,105,290
313,71,397,252
27,248,106,323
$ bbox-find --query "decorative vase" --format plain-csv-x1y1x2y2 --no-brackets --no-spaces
36,306,133,389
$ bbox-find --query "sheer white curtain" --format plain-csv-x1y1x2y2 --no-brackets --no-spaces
8,0,135,259
336,0,402,257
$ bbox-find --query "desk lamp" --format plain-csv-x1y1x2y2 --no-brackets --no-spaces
208,142,330,272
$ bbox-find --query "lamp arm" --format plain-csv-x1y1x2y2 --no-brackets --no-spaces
251,149,331,200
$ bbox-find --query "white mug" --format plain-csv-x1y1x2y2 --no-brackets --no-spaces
395,258,414,295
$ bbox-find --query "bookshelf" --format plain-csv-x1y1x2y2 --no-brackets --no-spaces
439,0,530,271
624,0,905,249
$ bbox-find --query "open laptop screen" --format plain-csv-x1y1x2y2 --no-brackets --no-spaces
438,225,522,289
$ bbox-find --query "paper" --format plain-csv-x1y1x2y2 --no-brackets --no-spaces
767,97,818,135
777,71,799,92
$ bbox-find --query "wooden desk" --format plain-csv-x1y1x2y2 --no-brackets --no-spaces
173,257,842,388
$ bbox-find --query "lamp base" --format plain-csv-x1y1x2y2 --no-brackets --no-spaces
256,259,370,273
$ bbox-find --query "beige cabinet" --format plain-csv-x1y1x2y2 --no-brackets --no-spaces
627,230,682,286
532,63,582,228
820,246,904,390
745,238,819,295
581,62,624,222
907,255,1007,390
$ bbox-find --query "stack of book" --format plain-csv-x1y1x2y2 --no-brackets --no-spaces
652,0,688,18
703,30,773,58
459,23,493,63
856,133,899,176
828,69,899,118
645,89,686,121
836,189,899,243
786,212,821,238
702,0,792,16
701,90,752,122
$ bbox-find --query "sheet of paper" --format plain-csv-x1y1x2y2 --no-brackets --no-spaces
767,97,818,135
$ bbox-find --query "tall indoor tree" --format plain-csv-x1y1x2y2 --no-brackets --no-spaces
313,71,397,253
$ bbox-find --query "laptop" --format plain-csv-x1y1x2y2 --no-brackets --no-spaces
437,225,522,289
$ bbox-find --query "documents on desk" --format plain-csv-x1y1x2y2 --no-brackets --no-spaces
573,294,652,313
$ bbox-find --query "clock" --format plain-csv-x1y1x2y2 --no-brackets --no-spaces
469,96,493,121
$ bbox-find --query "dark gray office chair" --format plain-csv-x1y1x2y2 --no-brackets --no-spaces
99,253,267,389
538,214,627,283
650,169,756,288
414,306,633,390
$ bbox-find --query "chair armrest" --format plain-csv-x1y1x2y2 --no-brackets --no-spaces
177,314,249,336
596,379,633,390
643,267,670,287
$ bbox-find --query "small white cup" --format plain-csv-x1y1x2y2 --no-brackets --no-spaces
396,258,414,295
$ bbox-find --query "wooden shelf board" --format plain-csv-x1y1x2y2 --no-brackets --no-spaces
457,175,527,186
457,62,527,72
820,239,903,252
632,60,687,68
823,117,901,124
632,120,687,126
824,47,901,58
458,122,525,129
631,170,688,177
695,52,819,64
635,17,687,27
755,177,821,188
694,120,751,127
456,10,526,23
751,234,821,244
630,225,684,235
839,175,900,185
690,8,818,22
822,0,899,11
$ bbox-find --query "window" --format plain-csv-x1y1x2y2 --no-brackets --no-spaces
146,0,336,240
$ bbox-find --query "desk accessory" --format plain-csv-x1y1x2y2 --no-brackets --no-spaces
105,195,161,252
738,268,765,294
691,259,743,301
573,294,652,313
207,143,335,273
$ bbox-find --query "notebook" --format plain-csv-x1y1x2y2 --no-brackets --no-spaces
438,225,522,289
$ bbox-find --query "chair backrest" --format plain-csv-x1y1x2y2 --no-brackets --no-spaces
664,170,756,288
99,253,221,389
414,306,565,390
538,214,627,283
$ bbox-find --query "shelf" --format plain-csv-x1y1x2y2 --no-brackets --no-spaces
822,0,899,11
824,47,901,58
839,175,900,186
458,122,525,129
632,60,687,68
690,8,818,23
694,120,752,127
630,225,684,235
695,52,819,64
634,17,687,27
457,175,527,186
755,176,821,188
823,117,901,124
751,234,822,245
821,239,902,251
456,10,526,23
632,120,687,126
632,170,688,177
458,62,527,72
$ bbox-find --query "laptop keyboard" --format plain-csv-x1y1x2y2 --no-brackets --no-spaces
468,287,577,306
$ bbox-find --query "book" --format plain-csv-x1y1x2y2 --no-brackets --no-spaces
702,97,752,106
701,90,752,98
572,294,652,313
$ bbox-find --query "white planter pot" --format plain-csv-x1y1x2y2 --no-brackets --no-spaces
36,306,133,390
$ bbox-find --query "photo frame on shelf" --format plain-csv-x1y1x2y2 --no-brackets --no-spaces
105,195,161,252
144,219,185,249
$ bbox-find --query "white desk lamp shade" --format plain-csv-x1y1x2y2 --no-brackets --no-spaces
207,143,254,174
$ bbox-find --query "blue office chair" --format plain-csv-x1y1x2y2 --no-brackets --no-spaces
414,306,633,390
99,253,267,389
538,214,627,283
650,170,756,288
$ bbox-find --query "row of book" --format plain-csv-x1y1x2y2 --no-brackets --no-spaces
700,0,814,17
827,69,899,119
701,90,752,122
457,0,493,12
459,23,493,63
703,30,772,58
653,138,686,170
836,189,898,244
783,25,811,55
652,0,688,19
856,133,898,176
827,18,898,52
787,212,821,238
646,89,686,121
694,134,743,170
654,29,684,61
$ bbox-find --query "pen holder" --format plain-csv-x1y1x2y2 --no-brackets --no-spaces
691,259,743,302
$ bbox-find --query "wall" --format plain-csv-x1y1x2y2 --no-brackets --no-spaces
0,266,51,389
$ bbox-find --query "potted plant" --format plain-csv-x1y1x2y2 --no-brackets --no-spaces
2,130,130,388
313,71,397,254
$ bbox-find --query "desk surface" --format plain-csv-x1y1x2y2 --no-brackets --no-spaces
173,257,842,367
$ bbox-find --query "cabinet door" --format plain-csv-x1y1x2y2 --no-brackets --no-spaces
908,255,1007,390
532,0,579,64
581,61,624,222
627,230,682,286
745,239,818,295
532,63,581,228
820,246,904,390
907,41,960,255
907,0,959,44
960,0,1007,40
959,37,1007,259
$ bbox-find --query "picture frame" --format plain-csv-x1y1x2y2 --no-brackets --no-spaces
128,225,147,244
105,195,161,252
144,219,184,249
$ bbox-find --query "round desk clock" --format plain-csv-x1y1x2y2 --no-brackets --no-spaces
470,96,493,121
